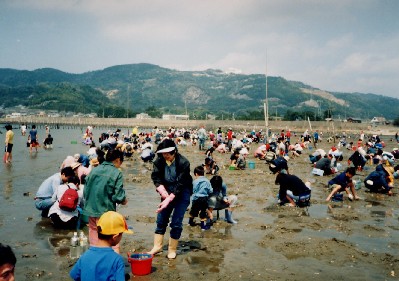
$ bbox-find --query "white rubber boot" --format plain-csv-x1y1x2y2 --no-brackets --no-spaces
167,238,179,259
147,234,164,255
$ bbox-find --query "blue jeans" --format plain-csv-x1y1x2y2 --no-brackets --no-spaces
35,197,55,217
199,138,206,150
286,190,311,201
155,189,191,239
35,197,55,210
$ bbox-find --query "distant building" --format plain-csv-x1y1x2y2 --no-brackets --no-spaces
136,113,151,119
347,117,362,123
270,116,283,121
162,114,189,120
370,116,388,125
48,113,61,118
86,113,98,118
11,112,21,118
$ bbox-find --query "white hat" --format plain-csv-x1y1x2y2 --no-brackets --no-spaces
62,156,75,168
157,146,176,153
71,162,81,170
156,139,176,154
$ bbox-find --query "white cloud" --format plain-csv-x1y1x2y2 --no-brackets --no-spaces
2,0,399,97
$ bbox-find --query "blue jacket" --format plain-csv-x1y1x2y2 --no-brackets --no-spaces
192,176,213,201
70,246,125,281
364,164,390,190
328,172,351,187
35,173,62,198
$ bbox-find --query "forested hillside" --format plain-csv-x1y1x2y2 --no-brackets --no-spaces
0,64,398,120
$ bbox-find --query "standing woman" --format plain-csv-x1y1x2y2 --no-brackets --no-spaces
148,139,193,259
4,124,14,164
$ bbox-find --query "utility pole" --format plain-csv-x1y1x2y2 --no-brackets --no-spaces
126,85,130,118
264,50,269,139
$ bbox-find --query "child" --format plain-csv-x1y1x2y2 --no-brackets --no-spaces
43,134,54,149
188,166,213,230
326,167,359,201
203,157,219,175
236,151,247,170
70,211,133,281
0,243,17,281
205,146,215,158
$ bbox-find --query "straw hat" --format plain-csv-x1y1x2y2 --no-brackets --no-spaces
71,162,81,170
90,158,99,167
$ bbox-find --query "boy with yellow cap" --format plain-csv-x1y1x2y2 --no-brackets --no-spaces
70,211,133,281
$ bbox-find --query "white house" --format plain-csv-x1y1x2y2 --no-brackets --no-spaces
136,113,151,119
370,117,387,125
162,114,189,120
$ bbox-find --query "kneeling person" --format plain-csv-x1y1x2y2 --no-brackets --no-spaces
364,164,393,195
275,170,311,207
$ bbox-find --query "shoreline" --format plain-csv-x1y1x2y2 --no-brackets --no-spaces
1,117,397,136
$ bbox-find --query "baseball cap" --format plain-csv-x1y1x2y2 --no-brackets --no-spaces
97,211,134,235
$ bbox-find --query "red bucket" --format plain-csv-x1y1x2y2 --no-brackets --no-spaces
127,253,153,276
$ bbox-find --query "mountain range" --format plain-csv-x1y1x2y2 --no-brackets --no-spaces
0,63,398,121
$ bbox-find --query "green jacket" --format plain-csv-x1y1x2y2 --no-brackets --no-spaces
83,161,126,217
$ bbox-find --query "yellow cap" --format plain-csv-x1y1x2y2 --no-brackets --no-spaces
97,211,133,235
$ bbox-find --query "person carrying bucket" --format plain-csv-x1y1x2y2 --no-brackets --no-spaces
148,139,193,259
70,211,133,281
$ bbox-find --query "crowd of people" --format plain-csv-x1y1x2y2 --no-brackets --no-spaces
3,122,399,280
27,125,241,279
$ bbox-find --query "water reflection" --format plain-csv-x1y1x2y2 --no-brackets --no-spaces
30,151,39,159
370,210,392,218
3,179,12,200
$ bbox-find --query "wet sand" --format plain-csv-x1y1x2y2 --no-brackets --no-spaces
1,127,398,280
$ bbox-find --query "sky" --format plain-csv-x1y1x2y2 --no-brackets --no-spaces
1,0,399,98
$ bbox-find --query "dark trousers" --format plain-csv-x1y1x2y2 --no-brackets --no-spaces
50,213,79,229
189,197,209,220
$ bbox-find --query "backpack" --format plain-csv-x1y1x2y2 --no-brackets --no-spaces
58,185,79,212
